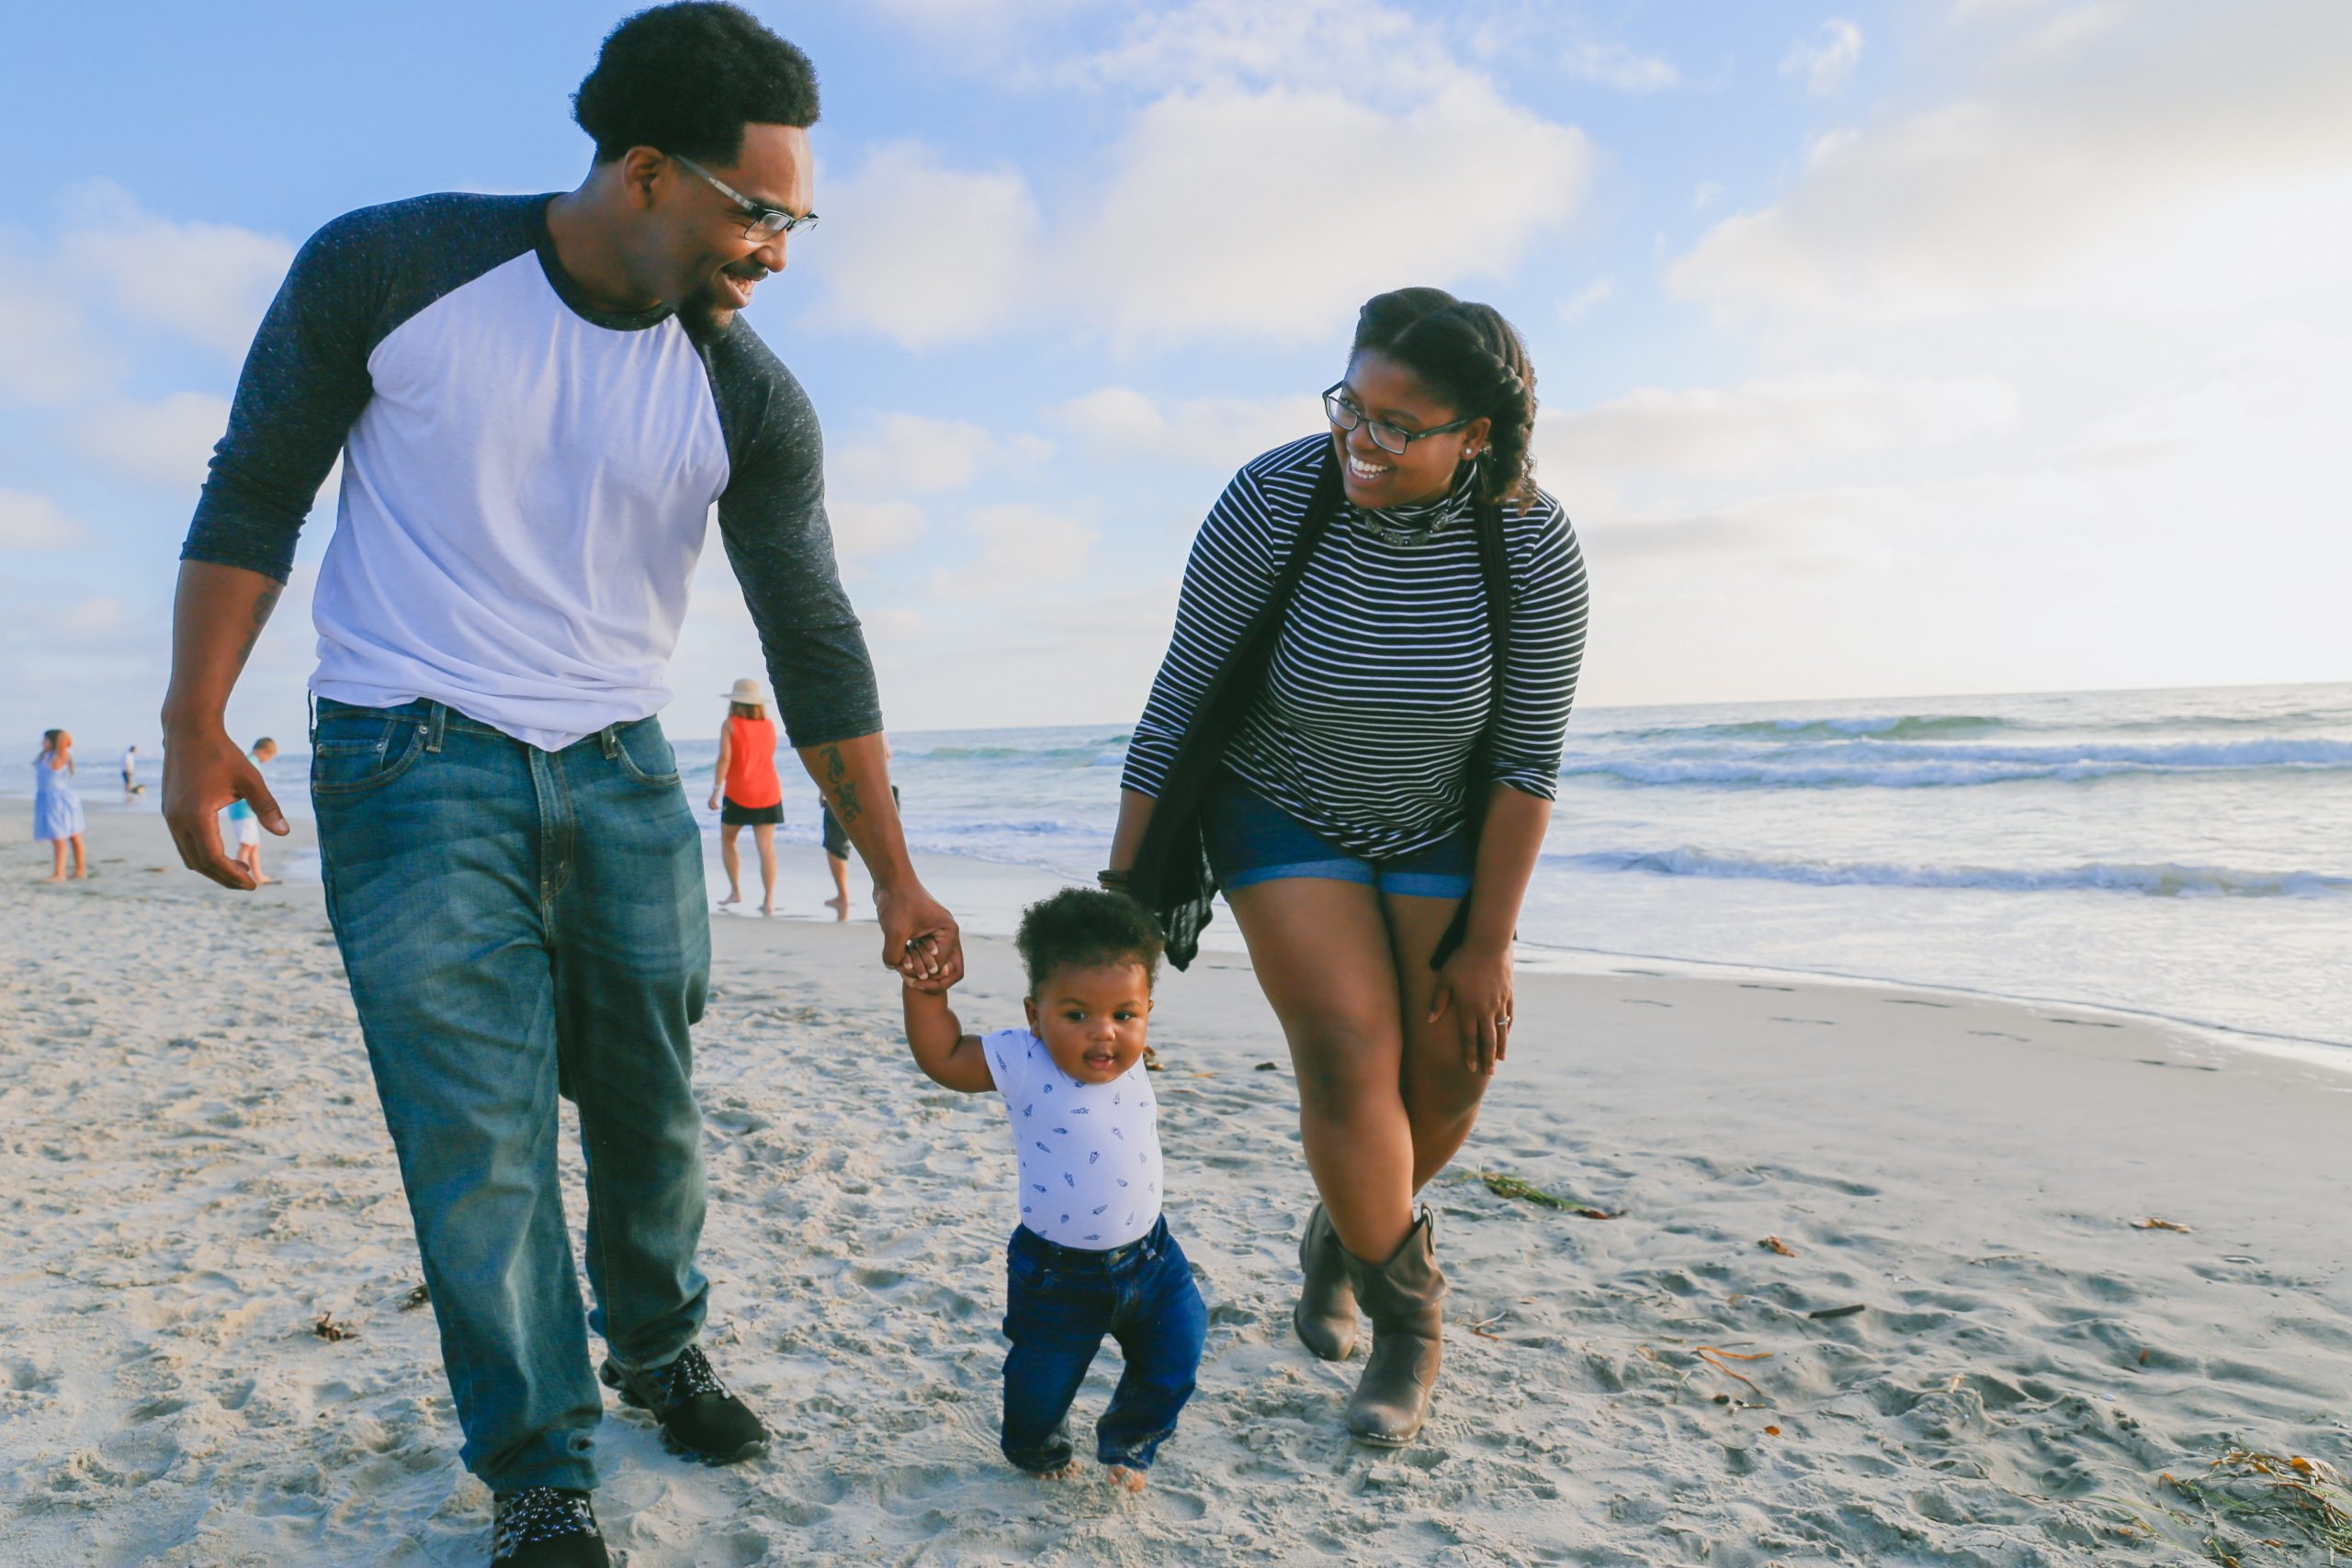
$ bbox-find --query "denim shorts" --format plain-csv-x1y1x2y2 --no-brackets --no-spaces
1201,772,1472,899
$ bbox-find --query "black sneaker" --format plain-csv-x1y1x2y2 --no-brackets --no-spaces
491,1487,608,1567
599,1345,769,1464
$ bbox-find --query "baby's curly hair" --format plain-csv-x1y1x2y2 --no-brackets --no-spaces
1015,888,1164,996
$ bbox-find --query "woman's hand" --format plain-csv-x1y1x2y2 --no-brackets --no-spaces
1428,938,1514,1077
707,790,722,812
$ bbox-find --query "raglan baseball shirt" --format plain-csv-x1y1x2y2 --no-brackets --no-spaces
181,191,878,751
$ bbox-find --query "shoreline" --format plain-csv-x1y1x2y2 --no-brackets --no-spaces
4,812,2348,1563
14,798,2352,1074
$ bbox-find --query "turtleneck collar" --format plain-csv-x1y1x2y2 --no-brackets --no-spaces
1348,460,1481,544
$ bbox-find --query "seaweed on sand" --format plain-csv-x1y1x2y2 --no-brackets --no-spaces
1476,1170,1623,1220
2105,1450,2352,1565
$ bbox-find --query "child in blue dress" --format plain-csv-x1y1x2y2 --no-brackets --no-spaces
901,888,1207,1492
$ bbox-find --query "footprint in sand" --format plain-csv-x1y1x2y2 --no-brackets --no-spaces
1622,998,1672,1009
1771,1017,1837,1027
2045,1017,2122,1029
1738,983,1795,992
1883,998,1953,1009
1969,1030,2026,1041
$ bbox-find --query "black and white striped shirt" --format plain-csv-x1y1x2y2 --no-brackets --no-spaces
1123,434,1589,859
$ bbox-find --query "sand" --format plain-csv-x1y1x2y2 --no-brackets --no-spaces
4,807,2347,1566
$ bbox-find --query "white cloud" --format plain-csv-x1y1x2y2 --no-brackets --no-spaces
1559,277,1614,323
1781,18,1862,96
1674,6,2352,325
0,491,84,549
1068,82,1590,345
806,2,1593,350
1540,370,2018,484
1051,387,1320,464
1058,0,1443,98
74,391,230,490
0,244,110,406
805,142,1042,349
1563,41,1680,93
829,498,928,559
928,502,1095,599
832,413,1052,495
56,182,291,357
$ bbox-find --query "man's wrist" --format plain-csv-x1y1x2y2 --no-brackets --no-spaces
160,705,229,743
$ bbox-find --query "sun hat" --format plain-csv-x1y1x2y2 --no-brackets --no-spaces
723,677,766,705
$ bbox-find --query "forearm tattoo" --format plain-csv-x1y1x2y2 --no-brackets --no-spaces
820,743,863,826
237,582,283,668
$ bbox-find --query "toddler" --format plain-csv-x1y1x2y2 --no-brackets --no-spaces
901,887,1207,1492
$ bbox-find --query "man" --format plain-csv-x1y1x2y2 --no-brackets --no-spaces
120,742,140,798
160,7,960,1564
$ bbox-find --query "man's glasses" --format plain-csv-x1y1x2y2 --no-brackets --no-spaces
1322,382,1476,456
672,153,820,242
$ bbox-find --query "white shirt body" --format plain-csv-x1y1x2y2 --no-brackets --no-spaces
311,252,731,750
983,1027,1163,1250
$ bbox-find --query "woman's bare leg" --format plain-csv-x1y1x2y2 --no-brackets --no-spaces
71,834,85,877
1384,893,1494,1192
1227,877,1414,1263
718,824,742,904
49,840,65,881
753,823,776,915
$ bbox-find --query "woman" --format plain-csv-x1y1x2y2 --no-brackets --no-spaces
1108,288,1589,1446
708,678,784,915
34,728,89,882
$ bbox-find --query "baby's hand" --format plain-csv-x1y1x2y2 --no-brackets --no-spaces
901,966,956,997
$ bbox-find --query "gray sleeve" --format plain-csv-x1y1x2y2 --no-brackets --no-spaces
180,193,544,583
700,325,884,750
179,212,382,581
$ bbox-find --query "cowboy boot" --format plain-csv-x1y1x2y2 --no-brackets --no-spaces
1340,1209,1446,1446
1294,1201,1359,1360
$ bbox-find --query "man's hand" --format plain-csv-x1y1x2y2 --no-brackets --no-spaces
164,725,288,889
875,878,962,988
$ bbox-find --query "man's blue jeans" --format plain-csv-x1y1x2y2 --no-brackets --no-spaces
311,698,711,1495
1001,1214,1207,1473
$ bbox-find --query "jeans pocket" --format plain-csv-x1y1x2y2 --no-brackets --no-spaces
311,718,428,797
611,721,681,788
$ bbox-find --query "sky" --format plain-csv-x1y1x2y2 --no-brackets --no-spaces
2,0,2346,751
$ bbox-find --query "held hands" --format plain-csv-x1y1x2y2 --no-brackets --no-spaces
1428,938,1514,1077
163,725,288,890
876,878,964,992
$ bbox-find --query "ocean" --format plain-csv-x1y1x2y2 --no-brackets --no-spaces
28,682,2348,1051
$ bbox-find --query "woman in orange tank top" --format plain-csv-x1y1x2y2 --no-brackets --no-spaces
709,678,785,915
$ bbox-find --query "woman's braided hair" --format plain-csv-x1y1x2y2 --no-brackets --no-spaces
1351,287,1538,506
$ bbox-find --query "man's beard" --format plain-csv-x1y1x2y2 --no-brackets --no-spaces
680,282,738,337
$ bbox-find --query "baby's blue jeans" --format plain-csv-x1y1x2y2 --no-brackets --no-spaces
311,697,711,1495
1001,1213,1208,1472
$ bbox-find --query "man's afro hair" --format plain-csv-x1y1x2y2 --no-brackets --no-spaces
573,2,820,166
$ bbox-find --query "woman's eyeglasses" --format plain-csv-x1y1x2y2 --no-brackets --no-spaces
1322,382,1476,456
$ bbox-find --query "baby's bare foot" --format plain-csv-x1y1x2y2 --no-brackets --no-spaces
1105,1464,1147,1494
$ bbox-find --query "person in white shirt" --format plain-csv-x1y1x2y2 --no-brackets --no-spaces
902,888,1207,1492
